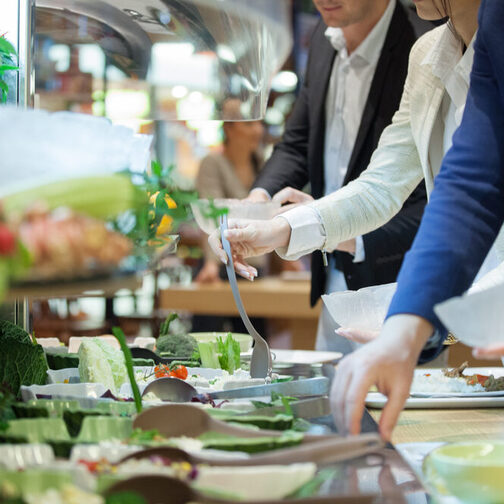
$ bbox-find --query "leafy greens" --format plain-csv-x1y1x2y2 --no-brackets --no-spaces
0,320,48,397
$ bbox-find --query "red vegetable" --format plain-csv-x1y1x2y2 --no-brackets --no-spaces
154,364,171,378
170,365,188,380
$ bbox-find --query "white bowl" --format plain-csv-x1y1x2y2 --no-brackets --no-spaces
191,199,280,235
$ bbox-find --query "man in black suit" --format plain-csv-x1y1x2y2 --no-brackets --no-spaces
247,0,428,352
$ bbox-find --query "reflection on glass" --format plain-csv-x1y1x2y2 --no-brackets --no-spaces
34,0,292,120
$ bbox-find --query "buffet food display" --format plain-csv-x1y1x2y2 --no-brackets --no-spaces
0,320,370,503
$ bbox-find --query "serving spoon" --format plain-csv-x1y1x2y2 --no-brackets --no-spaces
105,474,376,504
141,376,329,402
220,214,272,378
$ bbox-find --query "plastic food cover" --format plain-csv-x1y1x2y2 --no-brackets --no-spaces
35,0,293,120
322,283,397,332
0,107,152,197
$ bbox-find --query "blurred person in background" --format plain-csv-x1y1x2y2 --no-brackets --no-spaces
194,110,265,284
247,0,430,352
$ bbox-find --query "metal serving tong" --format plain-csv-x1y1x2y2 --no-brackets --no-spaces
220,214,272,378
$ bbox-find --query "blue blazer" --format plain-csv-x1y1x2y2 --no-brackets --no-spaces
387,0,504,347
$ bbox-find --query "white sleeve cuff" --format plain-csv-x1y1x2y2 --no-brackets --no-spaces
353,236,366,263
275,206,326,261
249,187,272,200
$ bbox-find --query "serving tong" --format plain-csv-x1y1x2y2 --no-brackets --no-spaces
220,214,272,378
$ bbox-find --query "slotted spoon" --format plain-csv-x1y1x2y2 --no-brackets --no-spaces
220,214,272,378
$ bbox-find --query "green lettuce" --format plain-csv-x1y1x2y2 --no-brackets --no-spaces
217,333,241,374
0,320,48,397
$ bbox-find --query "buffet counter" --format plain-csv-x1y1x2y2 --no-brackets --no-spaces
159,277,322,349
370,408,504,444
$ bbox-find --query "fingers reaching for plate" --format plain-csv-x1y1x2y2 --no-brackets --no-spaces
332,314,433,441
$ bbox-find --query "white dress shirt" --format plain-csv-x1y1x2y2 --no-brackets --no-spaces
278,0,396,294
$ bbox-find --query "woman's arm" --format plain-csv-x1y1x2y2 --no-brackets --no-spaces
309,69,424,253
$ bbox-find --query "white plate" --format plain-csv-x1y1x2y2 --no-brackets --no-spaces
366,393,504,409
366,367,504,409
47,366,158,384
20,383,107,402
271,349,342,364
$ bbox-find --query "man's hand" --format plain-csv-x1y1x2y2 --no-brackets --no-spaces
245,189,271,203
331,314,433,441
473,344,504,359
208,217,291,280
272,187,314,214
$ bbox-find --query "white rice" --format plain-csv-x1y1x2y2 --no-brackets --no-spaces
410,370,485,394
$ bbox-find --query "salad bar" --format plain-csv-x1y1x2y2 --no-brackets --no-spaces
0,318,427,503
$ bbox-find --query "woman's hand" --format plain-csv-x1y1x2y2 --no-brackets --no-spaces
208,217,292,280
332,314,433,441
272,187,314,214
336,327,380,344
195,260,221,284
473,344,504,359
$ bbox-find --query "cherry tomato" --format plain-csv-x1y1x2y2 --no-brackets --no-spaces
154,364,171,378
170,365,188,380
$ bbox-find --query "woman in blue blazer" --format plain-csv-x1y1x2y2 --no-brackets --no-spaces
333,0,504,441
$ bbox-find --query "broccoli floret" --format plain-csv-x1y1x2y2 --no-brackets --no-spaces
156,333,198,358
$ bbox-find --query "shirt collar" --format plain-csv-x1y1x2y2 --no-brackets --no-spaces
324,0,396,66
421,24,476,88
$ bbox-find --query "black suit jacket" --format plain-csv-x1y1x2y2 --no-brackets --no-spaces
253,2,429,306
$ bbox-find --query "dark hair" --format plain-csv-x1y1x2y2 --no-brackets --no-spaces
435,0,464,45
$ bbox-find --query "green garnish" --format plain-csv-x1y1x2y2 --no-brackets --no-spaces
129,428,162,443
217,333,241,374
112,327,142,413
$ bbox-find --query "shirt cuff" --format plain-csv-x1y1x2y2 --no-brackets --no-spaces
249,187,271,200
353,236,365,263
275,206,326,261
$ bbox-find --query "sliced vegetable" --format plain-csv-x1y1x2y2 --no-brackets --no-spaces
3,175,146,220
198,341,220,369
199,431,303,454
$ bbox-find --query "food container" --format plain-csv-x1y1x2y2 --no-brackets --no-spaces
423,441,504,503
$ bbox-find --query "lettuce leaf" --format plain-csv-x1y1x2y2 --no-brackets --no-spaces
198,341,220,369
0,320,48,397
217,333,241,374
